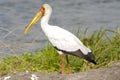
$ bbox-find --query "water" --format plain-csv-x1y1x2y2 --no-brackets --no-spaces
0,0,120,56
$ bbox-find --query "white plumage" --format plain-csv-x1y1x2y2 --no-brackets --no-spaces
41,25,91,55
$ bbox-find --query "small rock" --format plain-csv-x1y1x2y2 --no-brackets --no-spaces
3,76,11,80
30,74,38,80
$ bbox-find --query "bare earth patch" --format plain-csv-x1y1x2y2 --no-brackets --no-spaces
0,62,120,80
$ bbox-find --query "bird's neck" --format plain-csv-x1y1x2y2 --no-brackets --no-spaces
39,5,53,36
41,12,51,27
40,11,52,36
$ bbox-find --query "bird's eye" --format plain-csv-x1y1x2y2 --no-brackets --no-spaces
42,7,45,11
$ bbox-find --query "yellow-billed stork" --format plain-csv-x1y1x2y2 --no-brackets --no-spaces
24,4,96,74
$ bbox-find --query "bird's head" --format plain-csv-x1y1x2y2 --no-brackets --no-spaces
24,4,52,34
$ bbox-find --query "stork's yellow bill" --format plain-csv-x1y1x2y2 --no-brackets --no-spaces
24,7,45,35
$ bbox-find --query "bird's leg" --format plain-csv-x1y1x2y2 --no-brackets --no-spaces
66,55,71,74
59,54,64,74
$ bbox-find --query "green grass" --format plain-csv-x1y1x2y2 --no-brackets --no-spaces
0,28,120,76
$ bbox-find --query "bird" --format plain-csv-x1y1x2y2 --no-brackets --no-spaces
24,4,96,74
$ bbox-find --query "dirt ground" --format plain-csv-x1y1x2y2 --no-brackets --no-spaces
0,62,120,80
